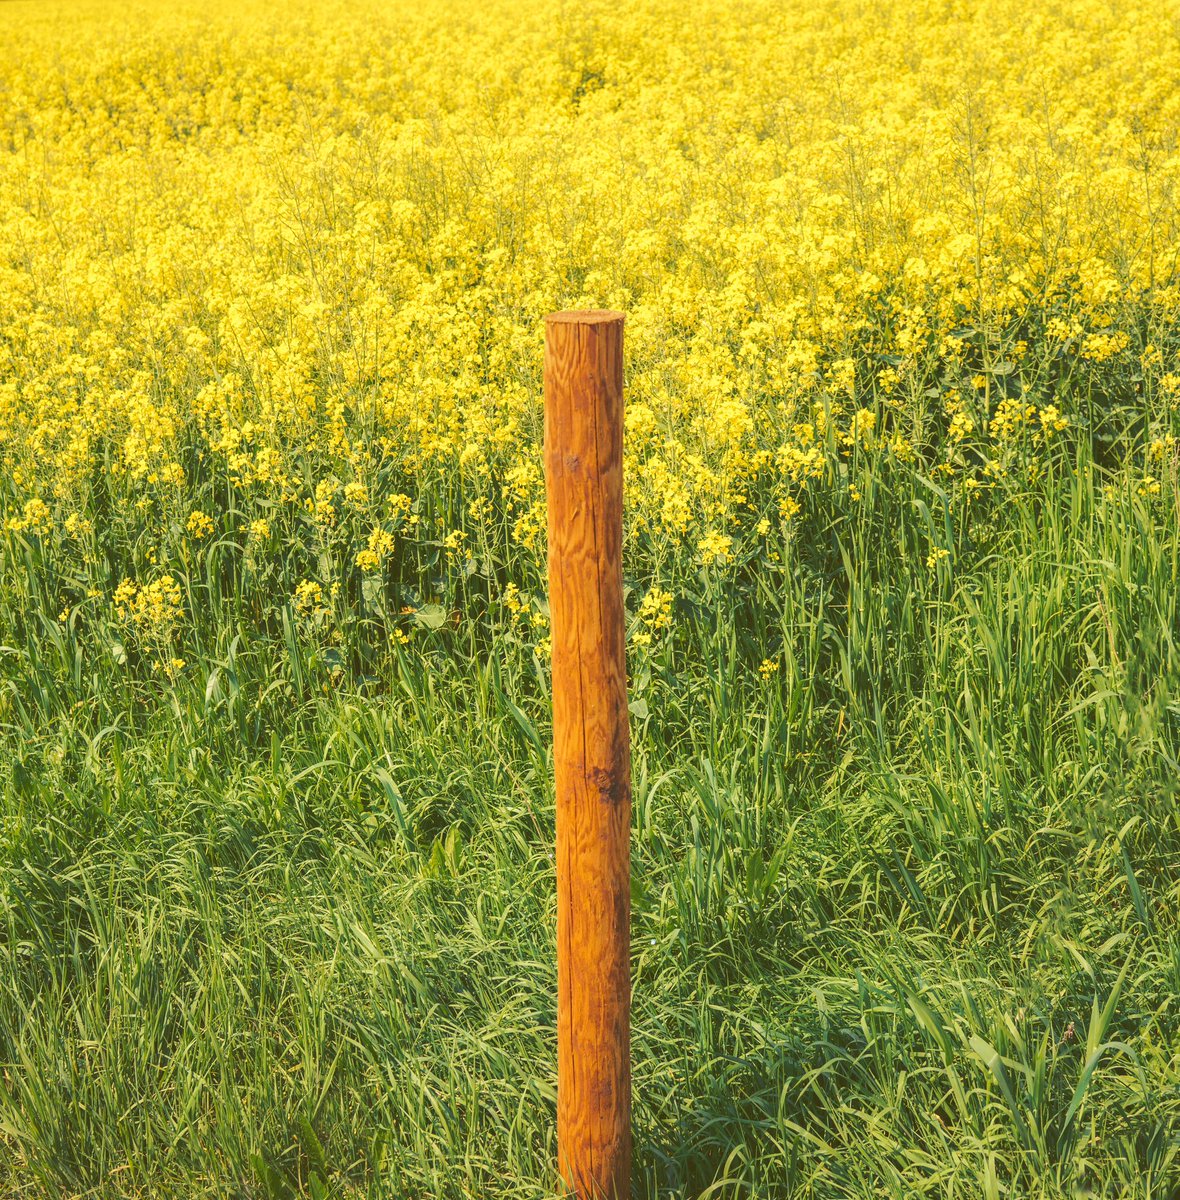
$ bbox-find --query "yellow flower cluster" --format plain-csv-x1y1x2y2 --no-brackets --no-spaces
294,580,326,616
989,399,1038,442
633,586,674,647
697,531,734,568
1147,435,1177,463
0,0,1176,630
113,576,184,645
6,498,52,536
187,511,214,539
355,527,396,571
501,581,551,656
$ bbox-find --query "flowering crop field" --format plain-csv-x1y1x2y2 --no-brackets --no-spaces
1,0,1178,1195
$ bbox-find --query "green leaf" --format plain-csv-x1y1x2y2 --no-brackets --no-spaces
1121,844,1150,930
906,992,954,1062
297,1112,328,1176
412,603,447,630
968,1034,1031,1148
250,1153,293,1200
361,574,385,607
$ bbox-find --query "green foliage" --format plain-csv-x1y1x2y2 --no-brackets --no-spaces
0,435,1177,1200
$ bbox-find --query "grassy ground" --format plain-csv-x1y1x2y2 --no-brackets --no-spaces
1,0,1179,1196
1,447,1177,1198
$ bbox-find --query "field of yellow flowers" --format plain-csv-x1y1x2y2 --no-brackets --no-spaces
0,0,1177,1196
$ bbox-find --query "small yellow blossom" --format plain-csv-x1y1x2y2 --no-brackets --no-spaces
356,526,396,570
187,510,214,539
1147,435,1177,463
343,481,369,507
638,586,674,636
697,530,733,567
1038,405,1068,435
890,436,916,462
1080,331,1129,363
63,513,93,538
989,398,1037,441
503,582,525,619
114,576,184,645
846,409,876,446
294,579,324,615
312,481,337,525
7,498,52,536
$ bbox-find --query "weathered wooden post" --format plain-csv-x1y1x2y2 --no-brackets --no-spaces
544,310,631,1199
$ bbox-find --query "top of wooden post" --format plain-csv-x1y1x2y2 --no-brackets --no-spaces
545,309,625,326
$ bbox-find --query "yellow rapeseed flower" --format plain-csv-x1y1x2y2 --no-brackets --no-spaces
187,511,214,539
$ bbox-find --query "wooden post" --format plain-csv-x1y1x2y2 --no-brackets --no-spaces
544,310,631,1199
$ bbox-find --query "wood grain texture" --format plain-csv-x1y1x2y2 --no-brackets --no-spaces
544,310,631,1200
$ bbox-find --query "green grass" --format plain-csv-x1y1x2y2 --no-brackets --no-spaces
0,443,1178,1198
